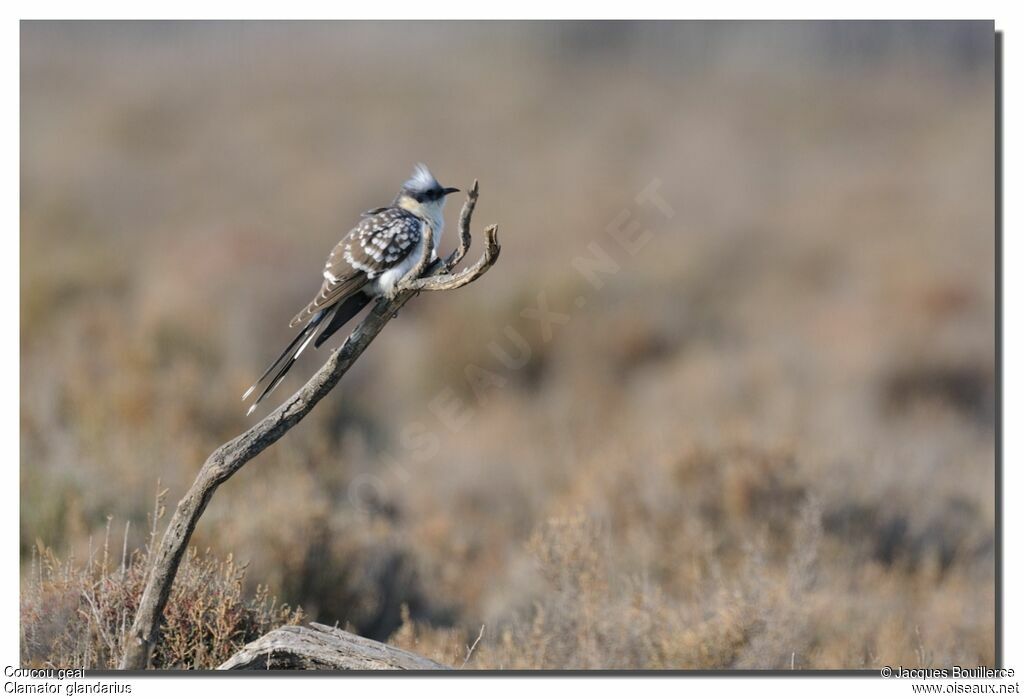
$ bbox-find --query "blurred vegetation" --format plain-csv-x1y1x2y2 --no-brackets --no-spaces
21,21,995,669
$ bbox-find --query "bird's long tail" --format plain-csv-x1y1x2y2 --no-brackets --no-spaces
242,309,328,416
314,291,371,349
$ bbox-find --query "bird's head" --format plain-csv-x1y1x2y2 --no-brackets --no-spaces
394,164,459,220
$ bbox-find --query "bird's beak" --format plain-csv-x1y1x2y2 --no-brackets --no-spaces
443,187,460,195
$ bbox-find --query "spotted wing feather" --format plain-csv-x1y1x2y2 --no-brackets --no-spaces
289,208,422,328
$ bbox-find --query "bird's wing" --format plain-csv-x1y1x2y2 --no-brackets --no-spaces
289,209,423,328
289,274,365,329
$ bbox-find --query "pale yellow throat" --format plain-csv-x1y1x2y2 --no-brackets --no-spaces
396,194,444,250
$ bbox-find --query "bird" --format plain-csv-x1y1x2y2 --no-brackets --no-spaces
242,164,460,416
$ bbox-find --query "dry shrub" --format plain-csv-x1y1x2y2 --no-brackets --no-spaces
20,501,302,669
389,511,763,670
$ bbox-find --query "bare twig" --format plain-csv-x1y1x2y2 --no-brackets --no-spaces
120,185,500,670
447,179,479,270
460,624,485,669
120,521,130,580
404,224,500,292
82,587,116,659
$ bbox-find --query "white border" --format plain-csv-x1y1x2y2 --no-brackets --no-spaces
5,6,1019,698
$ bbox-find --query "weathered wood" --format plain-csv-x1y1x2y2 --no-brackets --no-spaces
218,624,449,671
120,183,499,669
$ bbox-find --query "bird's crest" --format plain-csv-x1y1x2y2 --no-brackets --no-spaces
402,163,440,194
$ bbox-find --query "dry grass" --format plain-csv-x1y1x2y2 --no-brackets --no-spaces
21,22,995,669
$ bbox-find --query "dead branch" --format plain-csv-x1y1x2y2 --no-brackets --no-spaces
217,623,449,671
403,224,500,292
120,182,500,670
